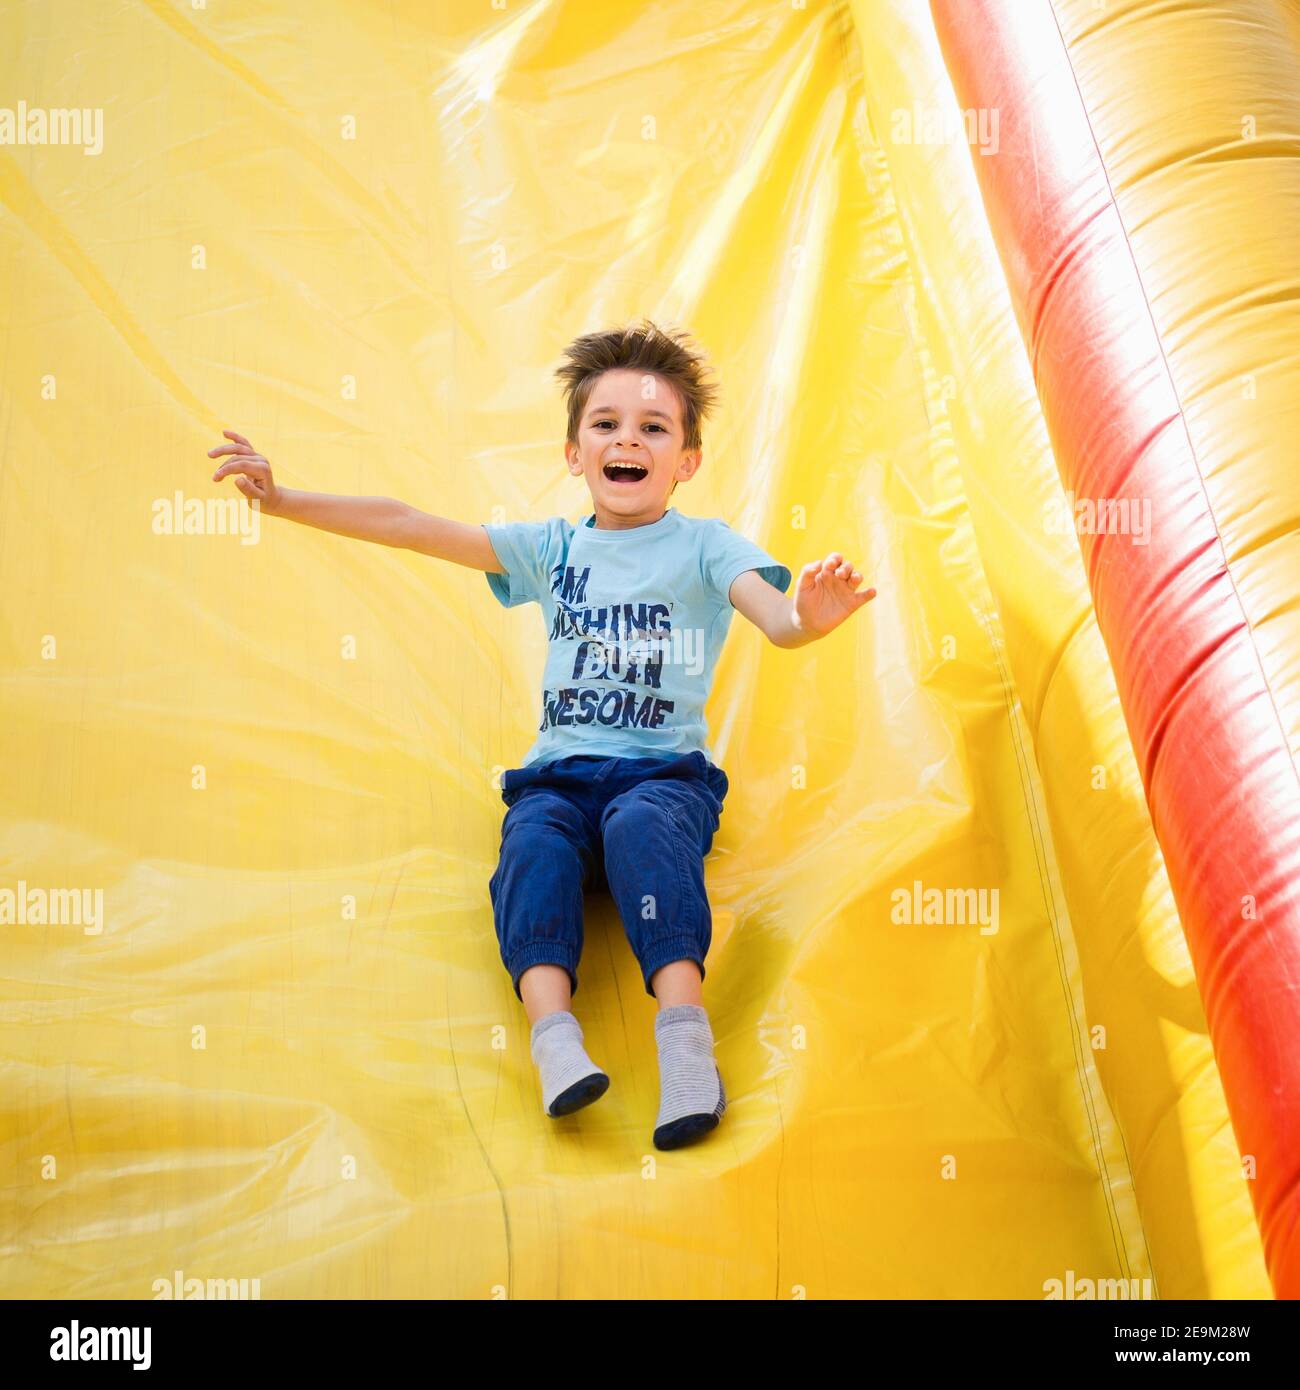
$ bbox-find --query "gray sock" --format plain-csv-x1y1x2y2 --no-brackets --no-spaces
652,1004,726,1150
529,1010,610,1117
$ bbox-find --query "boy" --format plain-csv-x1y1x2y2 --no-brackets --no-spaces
209,318,874,1150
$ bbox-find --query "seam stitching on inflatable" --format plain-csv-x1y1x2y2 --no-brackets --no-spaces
981,603,1143,1284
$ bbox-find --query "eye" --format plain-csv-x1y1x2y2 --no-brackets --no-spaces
590,419,666,434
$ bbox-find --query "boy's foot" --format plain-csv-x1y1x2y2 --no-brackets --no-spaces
530,1010,610,1118
549,1070,611,1116
652,1004,727,1150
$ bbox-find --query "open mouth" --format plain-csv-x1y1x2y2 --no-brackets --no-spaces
602,460,649,485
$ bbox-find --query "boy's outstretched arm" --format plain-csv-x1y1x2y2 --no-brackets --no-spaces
729,553,876,648
207,429,503,571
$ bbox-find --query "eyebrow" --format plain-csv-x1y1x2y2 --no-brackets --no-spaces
587,405,676,421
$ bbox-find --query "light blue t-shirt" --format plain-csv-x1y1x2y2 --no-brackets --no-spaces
483,507,792,768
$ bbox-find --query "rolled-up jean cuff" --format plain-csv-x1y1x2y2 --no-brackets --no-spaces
638,934,707,998
509,942,580,1001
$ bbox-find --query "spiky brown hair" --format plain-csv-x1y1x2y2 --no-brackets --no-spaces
554,318,720,454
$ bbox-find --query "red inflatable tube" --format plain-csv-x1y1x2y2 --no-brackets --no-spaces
930,0,1300,1296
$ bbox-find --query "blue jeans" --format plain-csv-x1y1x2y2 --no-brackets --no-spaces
488,750,730,1000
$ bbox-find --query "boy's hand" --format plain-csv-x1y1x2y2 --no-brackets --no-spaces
792,553,876,638
208,430,282,513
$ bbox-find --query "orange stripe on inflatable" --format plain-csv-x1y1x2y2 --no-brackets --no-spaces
930,0,1300,1296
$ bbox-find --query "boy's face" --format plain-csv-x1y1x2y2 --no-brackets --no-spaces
565,368,701,528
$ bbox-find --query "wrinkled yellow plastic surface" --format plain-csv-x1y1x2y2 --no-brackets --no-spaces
0,0,1270,1297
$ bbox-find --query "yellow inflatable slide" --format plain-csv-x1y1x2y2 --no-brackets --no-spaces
3,0,1298,1298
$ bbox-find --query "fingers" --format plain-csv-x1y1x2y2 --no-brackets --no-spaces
810,552,847,578
207,429,259,477
207,431,277,515
211,454,270,483
802,554,871,591
207,430,255,457
222,429,252,448
825,553,853,581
